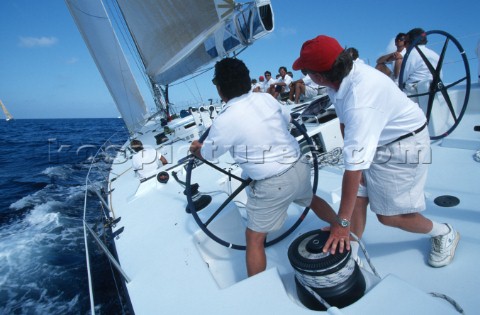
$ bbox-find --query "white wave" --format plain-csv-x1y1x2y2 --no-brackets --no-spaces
0,288,80,314
64,185,86,201
42,166,71,179
0,199,83,314
25,201,61,227
9,187,54,210
8,188,50,210
9,194,35,210
10,181,85,211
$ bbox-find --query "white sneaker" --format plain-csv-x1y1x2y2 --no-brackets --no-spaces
285,99,295,105
428,224,460,267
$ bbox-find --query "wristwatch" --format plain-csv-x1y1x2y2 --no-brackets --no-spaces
336,216,350,228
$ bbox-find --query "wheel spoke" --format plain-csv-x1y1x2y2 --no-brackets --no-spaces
438,85,458,122
415,46,438,79
400,30,471,140
425,85,435,123
435,38,450,76
406,90,431,99
196,156,246,183
205,179,252,226
444,76,467,89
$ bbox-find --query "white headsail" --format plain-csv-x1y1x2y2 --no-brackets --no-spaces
65,0,148,133
0,100,14,121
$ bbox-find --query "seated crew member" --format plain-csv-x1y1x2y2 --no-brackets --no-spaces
262,71,275,92
268,66,293,100
131,139,167,179
252,75,265,92
288,73,319,104
376,32,407,82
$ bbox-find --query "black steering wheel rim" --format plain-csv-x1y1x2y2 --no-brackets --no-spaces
399,29,471,140
185,118,319,250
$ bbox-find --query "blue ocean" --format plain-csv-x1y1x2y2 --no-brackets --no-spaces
0,118,130,314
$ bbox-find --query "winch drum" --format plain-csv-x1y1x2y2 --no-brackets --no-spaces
288,229,366,310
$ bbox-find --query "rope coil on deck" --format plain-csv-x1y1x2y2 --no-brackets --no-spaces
294,258,356,288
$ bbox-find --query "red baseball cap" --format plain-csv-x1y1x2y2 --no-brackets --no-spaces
259,75,265,81
292,35,344,72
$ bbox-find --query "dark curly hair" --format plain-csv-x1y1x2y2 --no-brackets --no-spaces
345,47,359,60
213,58,251,100
320,50,353,83
395,32,407,41
406,28,427,45
130,139,143,152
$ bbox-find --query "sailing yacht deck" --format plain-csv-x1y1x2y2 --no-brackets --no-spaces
104,84,480,314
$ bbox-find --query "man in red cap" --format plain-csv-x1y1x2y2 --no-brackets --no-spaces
252,75,266,92
292,35,459,268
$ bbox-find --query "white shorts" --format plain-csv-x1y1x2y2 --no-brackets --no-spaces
246,159,313,233
361,128,430,216
304,85,318,99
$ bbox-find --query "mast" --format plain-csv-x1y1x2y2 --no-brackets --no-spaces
0,100,14,121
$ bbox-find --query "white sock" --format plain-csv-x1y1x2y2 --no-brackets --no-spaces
428,222,450,237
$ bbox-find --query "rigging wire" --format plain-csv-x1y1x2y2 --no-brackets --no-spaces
419,32,480,66
169,66,215,87
105,0,151,92
183,82,201,104
193,79,204,105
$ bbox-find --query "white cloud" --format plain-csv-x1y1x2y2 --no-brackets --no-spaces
278,27,297,37
264,27,297,40
19,36,58,48
66,57,79,64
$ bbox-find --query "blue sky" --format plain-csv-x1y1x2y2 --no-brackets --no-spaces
0,0,479,119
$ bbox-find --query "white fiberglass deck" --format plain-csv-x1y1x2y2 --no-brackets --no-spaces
107,84,480,314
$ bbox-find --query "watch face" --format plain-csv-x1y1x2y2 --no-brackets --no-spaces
337,217,350,227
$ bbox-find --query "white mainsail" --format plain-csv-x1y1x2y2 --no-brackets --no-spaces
0,100,14,121
116,0,274,85
65,0,148,134
66,0,273,132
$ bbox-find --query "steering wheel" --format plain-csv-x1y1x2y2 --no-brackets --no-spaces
399,30,471,140
185,118,319,250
